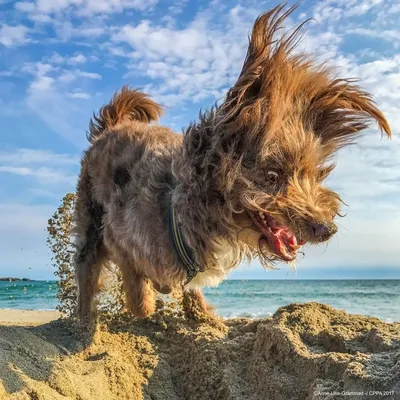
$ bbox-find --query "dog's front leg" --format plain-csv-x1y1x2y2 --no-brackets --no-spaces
119,263,156,318
182,289,215,321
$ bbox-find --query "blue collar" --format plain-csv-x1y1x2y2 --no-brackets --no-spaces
168,201,200,283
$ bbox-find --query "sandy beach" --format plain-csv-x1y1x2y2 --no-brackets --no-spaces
0,309,61,326
0,302,399,400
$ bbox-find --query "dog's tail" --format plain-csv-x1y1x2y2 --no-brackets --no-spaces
88,85,163,143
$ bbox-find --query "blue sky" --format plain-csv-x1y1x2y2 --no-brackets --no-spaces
0,0,399,280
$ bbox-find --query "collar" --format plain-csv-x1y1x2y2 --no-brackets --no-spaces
168,200,200,284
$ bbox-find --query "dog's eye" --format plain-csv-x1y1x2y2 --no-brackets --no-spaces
267,170,279,184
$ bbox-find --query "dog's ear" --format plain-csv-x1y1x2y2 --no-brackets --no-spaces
308,80,391,153
221,4,303,130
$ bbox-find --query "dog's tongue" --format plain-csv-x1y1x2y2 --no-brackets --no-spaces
251,213,301,261
268,226,299,261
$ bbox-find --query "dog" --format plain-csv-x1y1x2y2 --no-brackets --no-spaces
74,4,391,321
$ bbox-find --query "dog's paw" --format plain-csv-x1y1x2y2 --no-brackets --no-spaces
74,313,99,347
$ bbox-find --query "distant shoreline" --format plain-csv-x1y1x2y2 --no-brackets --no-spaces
1,278,400,282
0,278,34,282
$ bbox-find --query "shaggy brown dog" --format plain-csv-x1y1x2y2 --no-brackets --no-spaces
74,4,391,320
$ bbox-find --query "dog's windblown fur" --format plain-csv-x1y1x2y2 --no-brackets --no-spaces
74,4,391,320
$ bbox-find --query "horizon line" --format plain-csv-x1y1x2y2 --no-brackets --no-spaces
2,278,400,282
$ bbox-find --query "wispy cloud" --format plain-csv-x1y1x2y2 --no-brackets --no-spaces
312,0,384,22
15,0,159,16
0,149,79,166
0,24,30,47
47,52,88,65
59,69,101,83
17,58,102,145
0,149,78,186
110,4,262,106
347,28,400,46
0,166,76,185
67,90,91,99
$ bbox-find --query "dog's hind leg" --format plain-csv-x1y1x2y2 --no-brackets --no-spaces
74,166,107,320
75,239,108,319
74,240,108,346
119,262,156,318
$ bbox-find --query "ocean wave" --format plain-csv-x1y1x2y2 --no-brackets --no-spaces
204,291,397,299
221,311,274,319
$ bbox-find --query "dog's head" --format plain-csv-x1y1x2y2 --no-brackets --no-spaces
181,4,391,267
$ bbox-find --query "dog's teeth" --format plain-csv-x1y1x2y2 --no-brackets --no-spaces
258,212,264,219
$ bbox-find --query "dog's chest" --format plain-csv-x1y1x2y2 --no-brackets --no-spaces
187,239,237,289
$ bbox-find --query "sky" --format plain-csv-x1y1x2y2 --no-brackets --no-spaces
0,0,399,280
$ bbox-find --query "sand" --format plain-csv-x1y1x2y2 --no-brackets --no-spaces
0,302,399,400
0,310,61,326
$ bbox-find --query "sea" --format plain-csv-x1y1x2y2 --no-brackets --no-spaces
0,280,399,322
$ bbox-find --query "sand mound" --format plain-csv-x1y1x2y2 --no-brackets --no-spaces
1,303,399,400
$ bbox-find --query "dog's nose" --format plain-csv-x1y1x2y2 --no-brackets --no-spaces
310,221,337,242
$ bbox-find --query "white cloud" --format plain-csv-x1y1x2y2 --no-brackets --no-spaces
52,22,106,40
15,0,158,17
47,52,87,65
312,0,384,22
69,53,87,64
0,149,79,166
67,90,91,99
347,27,400,45
0,166,76,185
111,5,261,106
168,0,188,16
15,1,37,12
21,62,54,76
0,149,78,186
30,76,55,91
58,69,101,82
46,52,65,64
30,13,53,23
0,24,29,47
347,0,383,16
113,22,208,60
388,3,400,13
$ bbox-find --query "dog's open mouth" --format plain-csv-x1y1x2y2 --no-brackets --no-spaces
249,211,305,261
